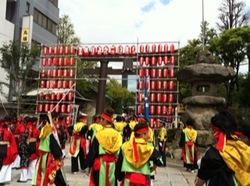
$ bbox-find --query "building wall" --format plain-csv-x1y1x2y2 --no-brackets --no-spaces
0,0,59,102
0,0,15,102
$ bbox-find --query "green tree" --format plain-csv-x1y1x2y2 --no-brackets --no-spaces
209,26,250,105
57,15,80,45
0,41,39,115
216,0,249,31
106,78,135,114
235,72,250,107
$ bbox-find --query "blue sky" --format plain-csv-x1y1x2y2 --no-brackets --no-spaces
59,0,250,91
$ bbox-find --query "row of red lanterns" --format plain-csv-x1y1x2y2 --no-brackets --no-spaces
138,68,174,79
42,46,75,56
41,57,75,66
40,80,75,89
39,91,74,102
40,69,75,78
140,43,175,54
139,56,175,66
37,104,73,113
137,80,175,91
137,105,173,117
137,93,174,103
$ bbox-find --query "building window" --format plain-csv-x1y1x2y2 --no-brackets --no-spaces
26,2,30,14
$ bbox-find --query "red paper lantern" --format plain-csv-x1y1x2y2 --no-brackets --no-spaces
145,69,150,76
69,69,74,78
57,69,62,77
62,93,67,101
50,104,55,111
63,69,69,77
137,93,143,102
125,45,130,55
47,58,53,66
77,47,83,56
37,104,43,113
46,94,51,101
43,47,48,55
66,116,71,124
70,46,75,54
162,93,167,102
69,80,75,88
54,46,58,55
163,56,168,65
117,45,123,55
158,56,162,65
138,81,143,90
64,58,69,66
163,69,168,78
151,57,156,66
164,44,168,53
140,45,144,53
40,81,45,88
139,57,144,66
150,69,156,77
169,56,175,65
168,93,173,103
150,81,155,90
57,80,63,88
61,104,66,113
145,44,150,53
58,58,63,66
70,57,75,66
51,92,56,100
150,118,154,128
137,105,143,114
51,80,57,89
97,46,102,55
145,57,150,66
169,68,174,78
44,104,49,112
150,93,156,102
131,45,136,55
56,92,62,100
156,106,161,115
139,69,144,78
157,80,162,90
68,92,73,101
64,46,69,55
53,57,58,66
110,45,116,55
90,46,97,56
157,93,162,102
48,47,53,55
39,92,44,100
152,44,156,53
42,58,46,66
170,44,175,53
41,70,46,78
103,46,109,55
63,81,68,89
150,105,155,115
158,44,162,53
55,105,60,113
157,69,162,78
162,81,168,90
162,106,167,115
46,81,50,88
67,104,72,113
52,69,57,77
169,81,174,90
59,46,64,55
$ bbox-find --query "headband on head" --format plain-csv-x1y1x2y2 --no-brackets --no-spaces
101,113,112,123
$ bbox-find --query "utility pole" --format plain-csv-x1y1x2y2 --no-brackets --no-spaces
202,0,205,51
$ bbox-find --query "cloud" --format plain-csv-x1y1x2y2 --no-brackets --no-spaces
141,1,156,12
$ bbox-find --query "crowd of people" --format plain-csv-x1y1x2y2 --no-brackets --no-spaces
0,108,250,186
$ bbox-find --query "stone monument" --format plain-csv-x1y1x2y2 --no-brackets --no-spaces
177,50,235,146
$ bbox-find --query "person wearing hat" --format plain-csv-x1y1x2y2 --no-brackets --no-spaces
0,116,18,186
179,118,198,173
115,120,163,186
85,108,122,186
87,114,103,142
69,113,89,174
157,120,168,167
195,110,250,186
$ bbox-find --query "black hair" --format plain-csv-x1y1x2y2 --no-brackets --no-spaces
211,110,239,136
186,118,195,126
116,115,122,122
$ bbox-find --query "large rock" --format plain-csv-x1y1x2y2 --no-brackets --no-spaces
177,63,235,83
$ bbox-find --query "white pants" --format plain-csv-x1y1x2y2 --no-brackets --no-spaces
11,155,20,168
0,164,12,183
19,159,37,181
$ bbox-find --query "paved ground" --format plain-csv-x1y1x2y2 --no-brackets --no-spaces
6,147,196,186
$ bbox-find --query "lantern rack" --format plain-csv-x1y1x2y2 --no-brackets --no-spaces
36,45,77,126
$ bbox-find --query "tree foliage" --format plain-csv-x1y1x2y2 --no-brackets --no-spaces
0,41,39,114
57,15,80,45
216,0,249,31
106,78,135,114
